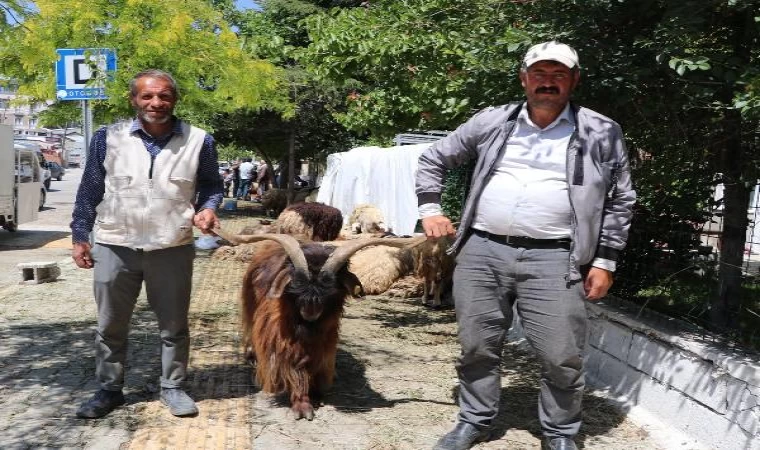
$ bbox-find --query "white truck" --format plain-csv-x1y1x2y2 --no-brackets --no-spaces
0,124,45,232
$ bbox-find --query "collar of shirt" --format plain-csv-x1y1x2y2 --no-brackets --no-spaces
130,117,184,157
518,103,574,131
129,116,184,139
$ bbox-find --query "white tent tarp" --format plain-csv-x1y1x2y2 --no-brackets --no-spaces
316,143,432,236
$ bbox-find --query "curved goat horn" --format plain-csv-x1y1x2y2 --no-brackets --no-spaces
320,236,427,276
213,227,309,273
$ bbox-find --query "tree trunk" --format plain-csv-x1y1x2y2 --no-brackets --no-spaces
713,109,749,330
286,129,296,205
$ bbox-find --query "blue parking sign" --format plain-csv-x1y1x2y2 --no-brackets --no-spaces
55,48,117,100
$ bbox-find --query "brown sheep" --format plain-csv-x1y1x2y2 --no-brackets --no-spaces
275,202,343,242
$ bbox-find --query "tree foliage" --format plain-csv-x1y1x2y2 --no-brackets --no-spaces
37,101,81,128
216,0,362,176
0,0,288,127
299,0,532,137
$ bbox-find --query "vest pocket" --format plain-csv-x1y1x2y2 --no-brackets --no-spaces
152,198,195,245
168,176,195,200
94,194,128,242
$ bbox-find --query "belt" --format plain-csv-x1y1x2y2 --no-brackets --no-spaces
474,229,571,249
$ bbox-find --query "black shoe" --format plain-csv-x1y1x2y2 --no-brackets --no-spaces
75,389,125,419
433,422,490,450
543,437,578,450
160,388,198,416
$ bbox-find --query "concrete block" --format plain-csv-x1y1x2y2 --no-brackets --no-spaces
628,334,727,412
586,315,605,348
726,377,760,435
17,261,60,284
624,376,754,450
589,319,632,361
586,348,642,398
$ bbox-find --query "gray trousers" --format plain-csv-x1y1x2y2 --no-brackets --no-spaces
91,243,195,391
453,231,587,438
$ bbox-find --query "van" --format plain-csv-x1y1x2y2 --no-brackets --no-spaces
0,125,46,232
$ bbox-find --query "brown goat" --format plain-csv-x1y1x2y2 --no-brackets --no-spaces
414,236,455,308
214,228,423,420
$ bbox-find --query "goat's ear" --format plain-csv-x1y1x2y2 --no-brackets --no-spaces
341,271,364,299
267,270,292,299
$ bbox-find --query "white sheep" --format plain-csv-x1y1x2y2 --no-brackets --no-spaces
347,204,388,235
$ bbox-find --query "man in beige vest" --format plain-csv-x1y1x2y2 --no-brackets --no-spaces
70,69,223,419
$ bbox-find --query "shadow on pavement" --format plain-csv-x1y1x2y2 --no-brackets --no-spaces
0,229,70,250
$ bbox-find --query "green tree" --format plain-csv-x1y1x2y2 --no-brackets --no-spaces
298,0,531,137
217,0,362,200
37,102,81,129
0,0,288,127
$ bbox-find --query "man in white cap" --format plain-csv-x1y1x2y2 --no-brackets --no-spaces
416,41,635,450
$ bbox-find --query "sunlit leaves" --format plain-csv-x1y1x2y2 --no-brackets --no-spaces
299,0,531,136
0,0,288,127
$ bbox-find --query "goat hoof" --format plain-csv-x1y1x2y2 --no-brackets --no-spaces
292,403,315,421
294,408,315,421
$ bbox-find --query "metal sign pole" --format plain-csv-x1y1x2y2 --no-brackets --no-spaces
82,100,92,158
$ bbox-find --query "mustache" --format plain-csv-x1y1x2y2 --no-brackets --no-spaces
535,87,559,94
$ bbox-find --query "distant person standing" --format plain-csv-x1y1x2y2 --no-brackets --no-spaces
230,159,241,201
256,159,270,198
237,157,254,200
222,169,233,197
70,69,223,419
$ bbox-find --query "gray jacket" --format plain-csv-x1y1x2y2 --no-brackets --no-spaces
415,102,636,280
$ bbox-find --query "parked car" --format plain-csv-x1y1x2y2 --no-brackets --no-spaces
47,161,65,181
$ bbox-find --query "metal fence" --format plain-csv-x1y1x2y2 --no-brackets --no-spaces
700,183,760,278
616,182,760,349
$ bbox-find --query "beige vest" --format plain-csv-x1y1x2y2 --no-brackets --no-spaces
94,121,206,251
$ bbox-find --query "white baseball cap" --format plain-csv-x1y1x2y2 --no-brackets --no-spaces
523,41,579,69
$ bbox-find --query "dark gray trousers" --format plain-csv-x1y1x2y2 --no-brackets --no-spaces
453,231,587,438
91,243,195,391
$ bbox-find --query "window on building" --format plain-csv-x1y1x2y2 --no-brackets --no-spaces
14,116,23,126
29,117,37,128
